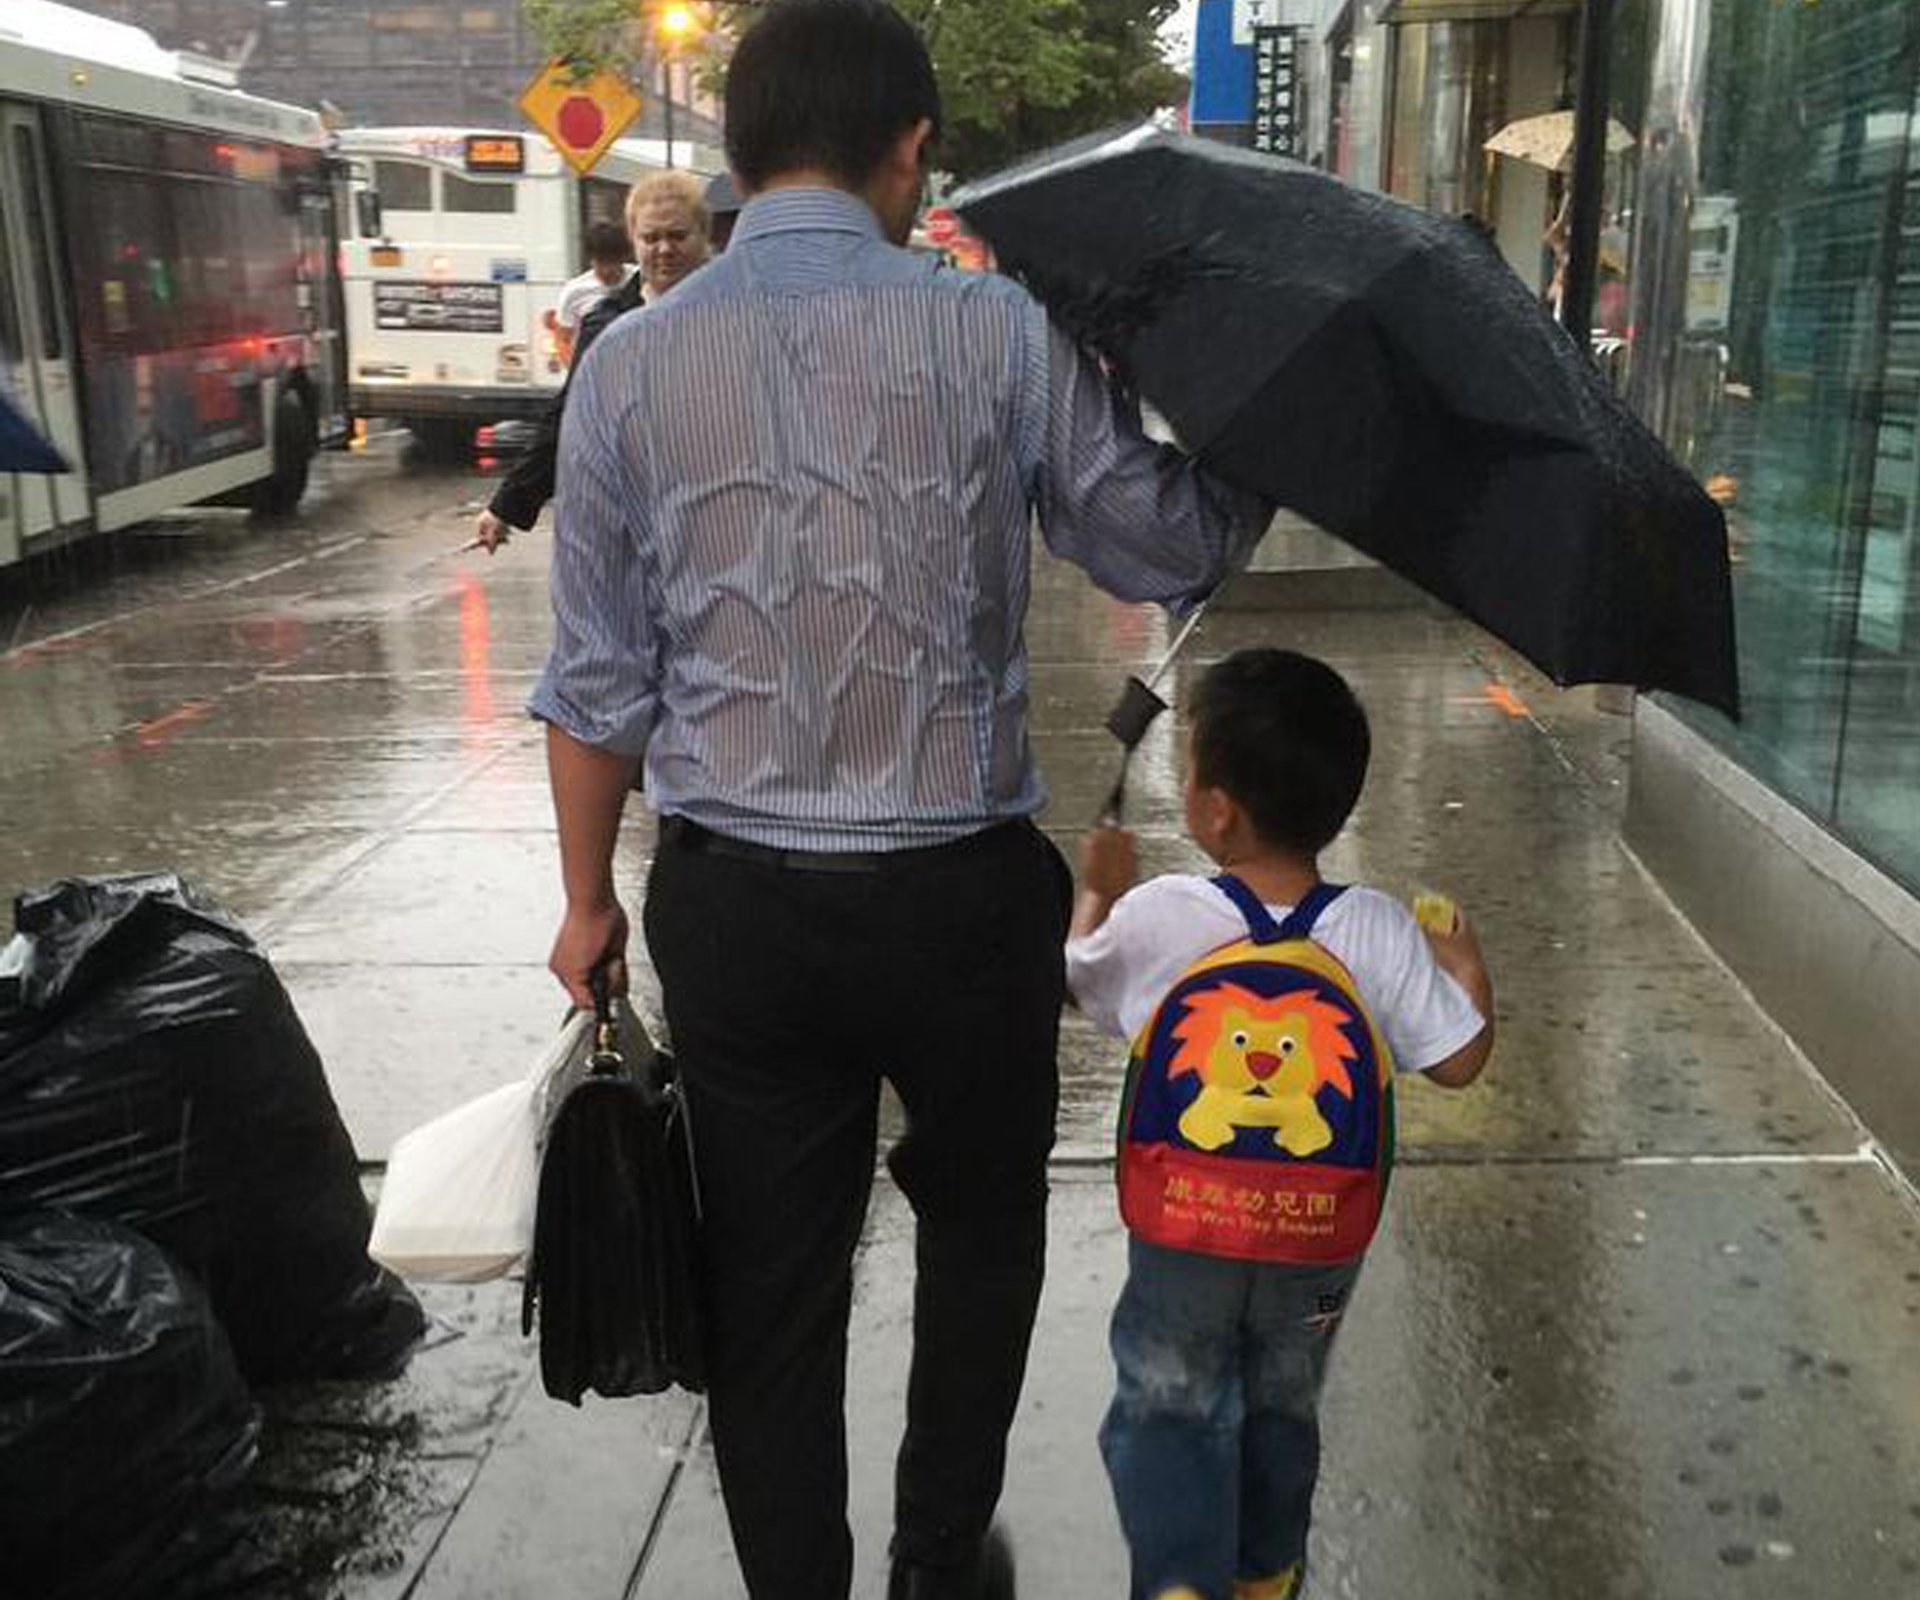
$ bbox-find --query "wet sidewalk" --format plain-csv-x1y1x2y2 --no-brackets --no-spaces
3,462,1919,1598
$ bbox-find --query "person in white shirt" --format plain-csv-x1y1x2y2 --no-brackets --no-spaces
1066,647,1494,1600
550,220,636,367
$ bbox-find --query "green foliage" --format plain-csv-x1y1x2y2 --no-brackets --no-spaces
521,0,1187,180
895,0,1091,175
523,0,649,77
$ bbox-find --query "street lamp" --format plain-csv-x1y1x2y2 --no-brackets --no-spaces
658,4,695,169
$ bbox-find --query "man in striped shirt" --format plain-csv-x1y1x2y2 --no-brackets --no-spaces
531,3,1268,1595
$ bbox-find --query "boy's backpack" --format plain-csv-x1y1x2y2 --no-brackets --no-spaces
1117,876,1394,1265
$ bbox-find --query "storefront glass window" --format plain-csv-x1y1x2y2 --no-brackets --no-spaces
1656,0,1920,889
1329,3,1390,192
1386,20,1508,221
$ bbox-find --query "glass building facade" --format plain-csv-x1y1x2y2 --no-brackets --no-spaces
1628,0,1920,895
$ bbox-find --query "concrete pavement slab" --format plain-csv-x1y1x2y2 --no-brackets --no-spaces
1397,981,1861,1159
1321,1156,1920,1599
7,738,483,835
0,818,361,925
151,674,534,744
59,613,389,671
410,1382,703,1600
281,961,567,1161
638,1157,1920,1600
264,830,597,967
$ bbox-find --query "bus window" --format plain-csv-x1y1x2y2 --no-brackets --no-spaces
92,170,175,350
10,127,63,360
580,176,628,235
176,180,241,347
236,184,301,334
443,172,515,214
373,159,432,212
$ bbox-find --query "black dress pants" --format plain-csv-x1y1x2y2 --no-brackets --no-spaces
643,818,1070,1600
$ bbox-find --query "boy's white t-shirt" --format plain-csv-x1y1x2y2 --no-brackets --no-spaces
554,264,637,330
1066,875,1484,1074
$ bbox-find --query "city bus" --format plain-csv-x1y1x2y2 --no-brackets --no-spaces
0,0,349,570
336,127,720,455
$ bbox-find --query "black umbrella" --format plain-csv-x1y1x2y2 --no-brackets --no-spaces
953,127,1739,717
521,976,704,1403
0,389,67,474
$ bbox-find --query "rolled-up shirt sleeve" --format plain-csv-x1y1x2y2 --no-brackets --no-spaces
526,339,660,757
1029,318,1271,607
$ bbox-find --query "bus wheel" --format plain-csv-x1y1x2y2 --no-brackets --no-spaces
253,389,315,517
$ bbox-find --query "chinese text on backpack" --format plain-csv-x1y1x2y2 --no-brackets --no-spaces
1118,878,1393,1264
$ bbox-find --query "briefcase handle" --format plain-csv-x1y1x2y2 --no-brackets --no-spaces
587,967,623,1077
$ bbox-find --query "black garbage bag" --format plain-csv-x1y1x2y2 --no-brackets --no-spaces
0,873,424,1382
1,1210,259,1600
523,984,704,1403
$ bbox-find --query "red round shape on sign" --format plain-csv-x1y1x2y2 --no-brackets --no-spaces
922,207,960,246
556,95,605,150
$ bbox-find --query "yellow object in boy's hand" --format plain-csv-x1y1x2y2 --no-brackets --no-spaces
1412,891,1459,936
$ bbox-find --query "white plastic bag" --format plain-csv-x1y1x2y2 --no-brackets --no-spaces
369,1012,589,1283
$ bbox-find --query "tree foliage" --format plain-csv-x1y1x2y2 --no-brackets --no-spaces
521,0,1187,180
918,0,1188,178
522,0,660,79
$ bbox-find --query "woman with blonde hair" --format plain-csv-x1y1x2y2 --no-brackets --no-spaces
472,167,713,552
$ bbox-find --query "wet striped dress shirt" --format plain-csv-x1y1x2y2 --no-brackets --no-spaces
529,186,1267,851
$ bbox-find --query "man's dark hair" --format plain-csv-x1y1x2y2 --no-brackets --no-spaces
1189,649,1370,856
584,221,629,264
725,0,941,191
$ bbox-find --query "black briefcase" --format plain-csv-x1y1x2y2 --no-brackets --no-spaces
521,980,705,1403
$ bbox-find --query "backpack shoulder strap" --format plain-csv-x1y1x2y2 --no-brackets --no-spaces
1278,882,1348,941
1211,873,1283,943
1212,874,1348,946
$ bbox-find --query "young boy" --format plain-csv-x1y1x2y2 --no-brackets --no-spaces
1067,648,1493,1600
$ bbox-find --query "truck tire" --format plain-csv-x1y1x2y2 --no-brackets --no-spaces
252,388,314,517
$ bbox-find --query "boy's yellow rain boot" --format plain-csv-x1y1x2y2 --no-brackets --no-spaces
1233,1562,1304,1600
1151,1589,1207,1600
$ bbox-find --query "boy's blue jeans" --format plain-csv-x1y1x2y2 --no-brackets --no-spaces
1099,1236,1362,1600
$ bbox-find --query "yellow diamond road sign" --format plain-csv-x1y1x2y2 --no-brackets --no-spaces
518,58,642,175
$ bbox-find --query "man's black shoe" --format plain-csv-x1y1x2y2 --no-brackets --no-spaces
888,1526,1016,1600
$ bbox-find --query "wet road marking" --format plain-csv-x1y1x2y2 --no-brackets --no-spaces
1482,682,1530,717
129,698,217,748
1,534,369,667
1452,681,1532,718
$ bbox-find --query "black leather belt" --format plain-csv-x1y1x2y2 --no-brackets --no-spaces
661,815,1018,874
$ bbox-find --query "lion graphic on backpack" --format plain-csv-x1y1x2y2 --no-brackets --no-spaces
1168,982,1360,1156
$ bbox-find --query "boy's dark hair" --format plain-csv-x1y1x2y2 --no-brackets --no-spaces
1189,649,1370,856
584,221,628,264
725,0,941,192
